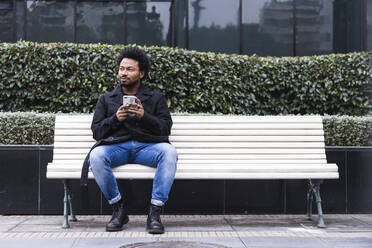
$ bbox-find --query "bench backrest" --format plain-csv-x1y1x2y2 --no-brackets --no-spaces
48,115,338,179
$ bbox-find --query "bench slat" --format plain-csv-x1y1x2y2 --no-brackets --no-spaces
55,115,323,123
171,130,324,136
49,159,329,165
54,142,324,149
48,163,338,171
55,123,323,130
52,153,326,160
53,148,325,155
53,148,325,154
47,172,339,180
54,135,325,142
52,142,326,154
54,129,324,136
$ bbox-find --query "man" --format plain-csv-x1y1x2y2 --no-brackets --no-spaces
81,47,177,234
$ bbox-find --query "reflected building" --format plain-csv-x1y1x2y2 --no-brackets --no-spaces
259,0,294,46
295,0,322,55
27,1,74,42
0,1,14,42
1,0,371,56
76,1,123,44
319,0,333,53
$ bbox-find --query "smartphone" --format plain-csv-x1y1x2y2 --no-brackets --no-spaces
123,95,136,107
123,95,136,116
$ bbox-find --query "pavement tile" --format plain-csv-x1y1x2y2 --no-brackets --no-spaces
241,236,329,248
9,224,88,233
73,237,158,248
351,215,372,226
0,216,29,225
163,216,233,232
0,238,77,248
21,216,63,225
300,215,372,232
320,237,372,248
1,215,372,248
158,237,245,248
225,215,306,231
0,225,14,232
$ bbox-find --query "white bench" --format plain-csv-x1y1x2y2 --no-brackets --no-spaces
47,115,339,229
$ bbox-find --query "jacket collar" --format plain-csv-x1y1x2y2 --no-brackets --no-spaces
108,84,123,97
108,83,154,103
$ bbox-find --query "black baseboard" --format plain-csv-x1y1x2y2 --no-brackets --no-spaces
0,145,371,215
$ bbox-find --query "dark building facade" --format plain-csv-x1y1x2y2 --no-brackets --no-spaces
0,0,371,56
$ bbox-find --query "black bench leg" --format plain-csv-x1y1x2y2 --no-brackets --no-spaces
67,181,77,222
308,179,326,228
306,180,314,220
62,180,78,229
313,180,326,228
62,180,70,229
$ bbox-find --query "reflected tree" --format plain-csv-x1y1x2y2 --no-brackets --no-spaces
190,24,238,54
127,2,166,46
191,0,205,29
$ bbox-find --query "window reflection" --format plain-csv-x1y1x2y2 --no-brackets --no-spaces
27,0,74,42
126,2,171,46
77,1,124,44
0,0,13,42
296,0,333,56
16,0,25,41
367,0,372,51
2,0,370,55
176,0,186,48
189,0,239,54
333,0,362,53
242,0,293,56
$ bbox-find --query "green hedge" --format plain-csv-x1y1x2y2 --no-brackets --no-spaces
1,41,371,115
0,112,55,145
323,116,372,146
0,112,371,146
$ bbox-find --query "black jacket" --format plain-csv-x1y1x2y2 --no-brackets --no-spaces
80,84,172,186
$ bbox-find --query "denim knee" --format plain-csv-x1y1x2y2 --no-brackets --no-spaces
159,143,178,163
89,146,109,169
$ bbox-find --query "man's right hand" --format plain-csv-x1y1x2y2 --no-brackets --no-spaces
116,105,129,121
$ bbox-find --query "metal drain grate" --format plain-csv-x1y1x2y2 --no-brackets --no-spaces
120,241,230,248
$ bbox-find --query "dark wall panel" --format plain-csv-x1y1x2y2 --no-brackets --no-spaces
0,146,371,215
0,147,39,214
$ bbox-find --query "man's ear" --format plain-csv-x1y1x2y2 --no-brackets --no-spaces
140,71,145,79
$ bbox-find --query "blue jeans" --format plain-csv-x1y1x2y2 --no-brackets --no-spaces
89,141,178,206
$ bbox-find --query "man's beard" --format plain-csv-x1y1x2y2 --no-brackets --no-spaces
120,79,140,89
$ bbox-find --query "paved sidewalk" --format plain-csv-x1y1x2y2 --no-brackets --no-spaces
0,214,372,247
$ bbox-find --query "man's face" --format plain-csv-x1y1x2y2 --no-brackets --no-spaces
118,58,144,88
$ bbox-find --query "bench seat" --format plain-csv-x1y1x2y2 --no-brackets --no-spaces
47,115,339,229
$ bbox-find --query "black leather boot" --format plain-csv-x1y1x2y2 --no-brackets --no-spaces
106,200,129,232
146,204,164,234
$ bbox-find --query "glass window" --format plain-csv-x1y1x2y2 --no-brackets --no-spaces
77,1,124,44
367,0,372,51
16,0,25,41
176,0,186,48
126,1,172,46
26,0,74,42
242,0,293,56
0,0,13,42
296,0,333,56
333,0,362,53
189,0,239,54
